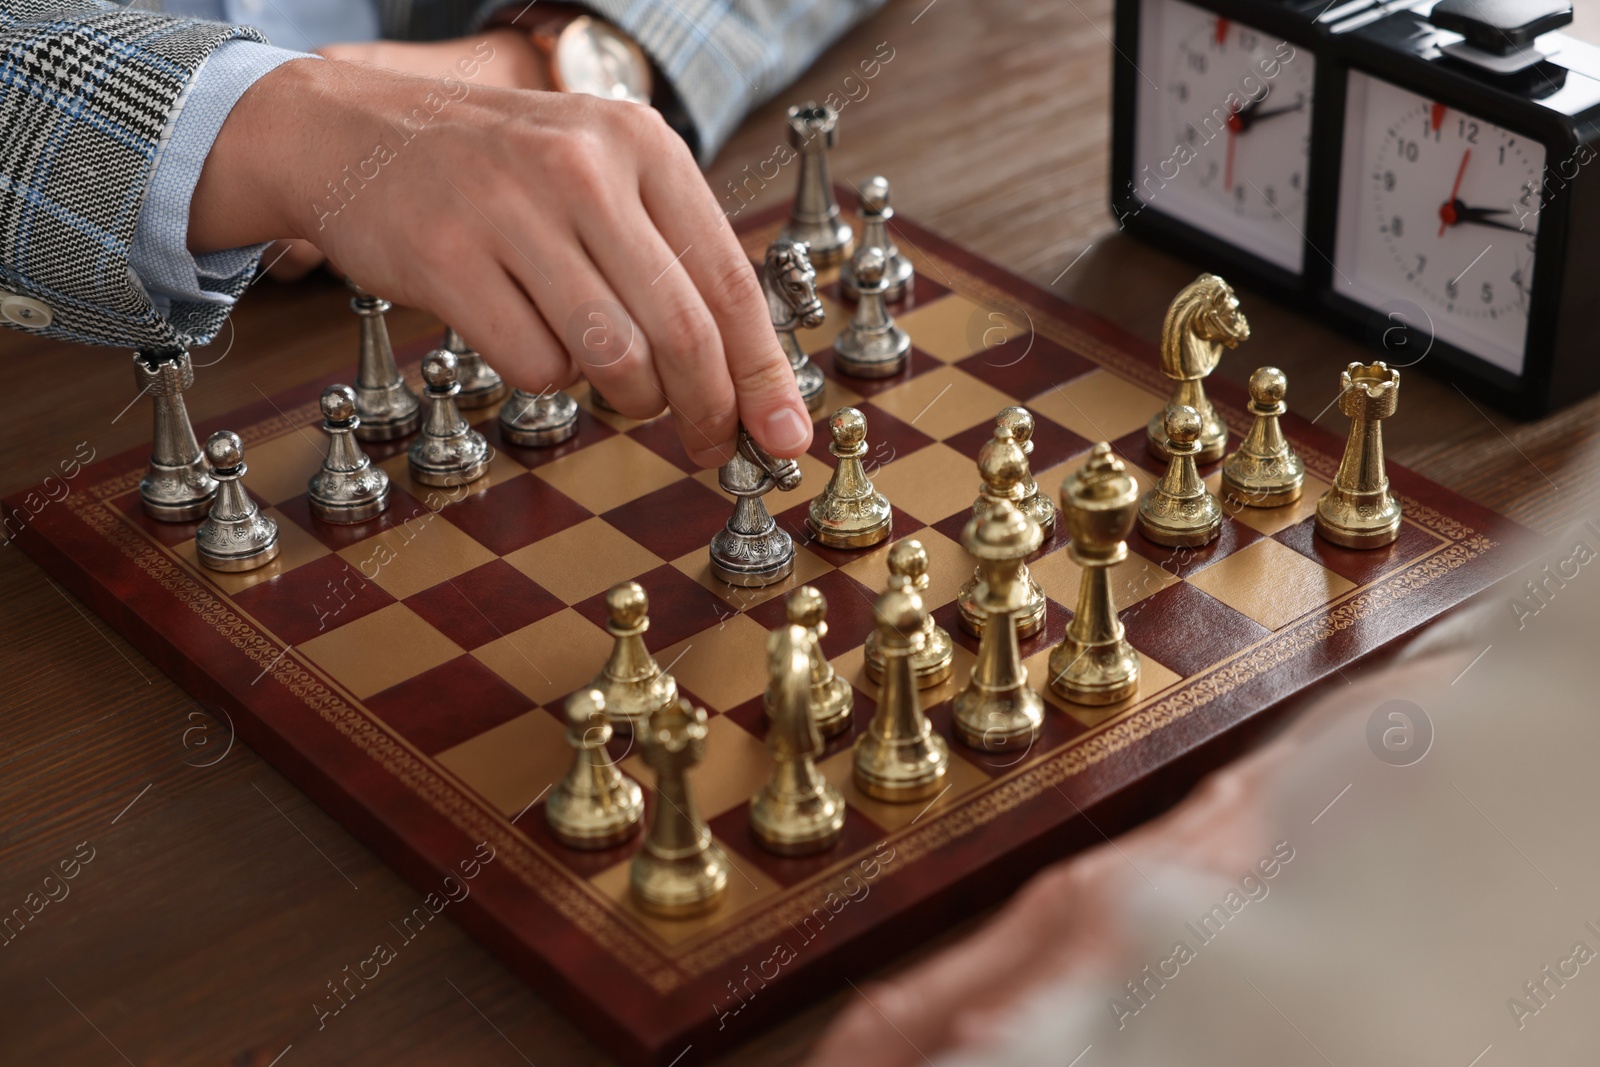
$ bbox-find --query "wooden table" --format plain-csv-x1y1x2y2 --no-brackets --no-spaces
4,0,1597,1063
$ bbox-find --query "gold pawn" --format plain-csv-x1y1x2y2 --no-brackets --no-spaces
1221,367,1304,509
853,583,950,802
806,406,893,548
1315,362,1402,548
545,689,644,849
765,586,853,738
1138,405,1223,547
956,424,1047,638
864,539,955,688
630,698,729,919
996,406,1058,539
1050,444,1141,705
750,624,847,855
953,499,1045,751
589,581,677,733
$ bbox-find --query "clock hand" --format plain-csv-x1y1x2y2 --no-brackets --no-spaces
1439,199,1529,234
1437,148,1472,237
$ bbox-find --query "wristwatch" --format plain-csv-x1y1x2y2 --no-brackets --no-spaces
508,6,653,105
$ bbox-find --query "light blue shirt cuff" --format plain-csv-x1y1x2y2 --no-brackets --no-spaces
130,39,311,315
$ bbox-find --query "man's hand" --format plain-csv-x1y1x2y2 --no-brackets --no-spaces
190,57,813,467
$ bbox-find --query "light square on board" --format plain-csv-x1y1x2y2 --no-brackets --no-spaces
1028,541,1180,613
656,612,771,713
172,506,330,597
868,443,983,527
588,843,783,948
471,607,613,708
504,516,664,606
868,365,1016,441
1228,473,1332,536
794,293,849,355
896,293,1022,364
239,429,325,506
620,713,775,821
1028,369,1157,445
670,544,833,612
1026,647,1184,731
817,744,991,833
335,511,497,601
532,433,684,515
838,526,970,610
435,706,572,819
297,601,463,700
1185,537,1357,631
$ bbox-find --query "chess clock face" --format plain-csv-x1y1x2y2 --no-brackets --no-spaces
1133,0,1316,273
1333,71,1544,375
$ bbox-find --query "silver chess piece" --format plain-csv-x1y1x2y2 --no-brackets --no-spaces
308,384,390,524
833,246,911,379
349,283,420,442
408,350,491,487
435,327,506,409
781,103,854,267
764,237,828,414
840,176,913,303
500,387,579,447
134,348,216,521
710,427,803,587
195,431,279,572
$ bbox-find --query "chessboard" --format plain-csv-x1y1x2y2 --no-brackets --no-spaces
6,191,1525,1066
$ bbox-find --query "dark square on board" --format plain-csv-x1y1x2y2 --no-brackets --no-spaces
601,479,731,562
574,563,733,651
231,553,396,647
442,475,590,557
1272,515,1446,587
403,559,565,651
364,654,531,755
955,333,1098,402
810,345,941,399
1119,581,1271,678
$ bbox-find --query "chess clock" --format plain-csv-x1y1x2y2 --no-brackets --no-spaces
1112,0,1328,298
1111,0,1600,416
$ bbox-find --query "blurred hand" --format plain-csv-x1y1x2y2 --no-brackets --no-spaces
193,55,812,466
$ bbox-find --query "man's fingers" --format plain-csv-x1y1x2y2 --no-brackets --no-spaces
638,135,812,458
579,205,740,467
431,267,572,394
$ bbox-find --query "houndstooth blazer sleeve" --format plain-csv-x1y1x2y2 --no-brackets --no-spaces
0,2,274,350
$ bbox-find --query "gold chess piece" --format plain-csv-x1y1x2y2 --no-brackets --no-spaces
807,407,893,548
864,540,954,688
1050,444,1141,705
1315,362,1403,549
589,581,678,733
630,698,730,919
1139,405,1223,547
546,688,644,850
997,406,1057,540
957,424,1047,638
953,499,1044,751
853,582,950,802
1146,274,1250,465
750,624,847,855
767,587,853,738
1222,367,1305,509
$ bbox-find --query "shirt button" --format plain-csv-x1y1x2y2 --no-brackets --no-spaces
1,294,53,329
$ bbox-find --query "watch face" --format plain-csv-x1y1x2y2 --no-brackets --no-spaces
1133,0,1315,273
1333,71,1541,375
557,19,651,104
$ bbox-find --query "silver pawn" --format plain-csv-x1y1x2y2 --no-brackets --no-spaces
134,349,216,521
711,428,802,587
840,176,913,303
408,350,491,487
349,284,420,442
195,431,279,572
834,246,910,379
500,387,579,447
436,327,506,409
780,103,854,267
309,385,390,524
764,237,827,414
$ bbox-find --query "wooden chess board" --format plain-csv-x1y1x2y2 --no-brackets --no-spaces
6,194,1526,1066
